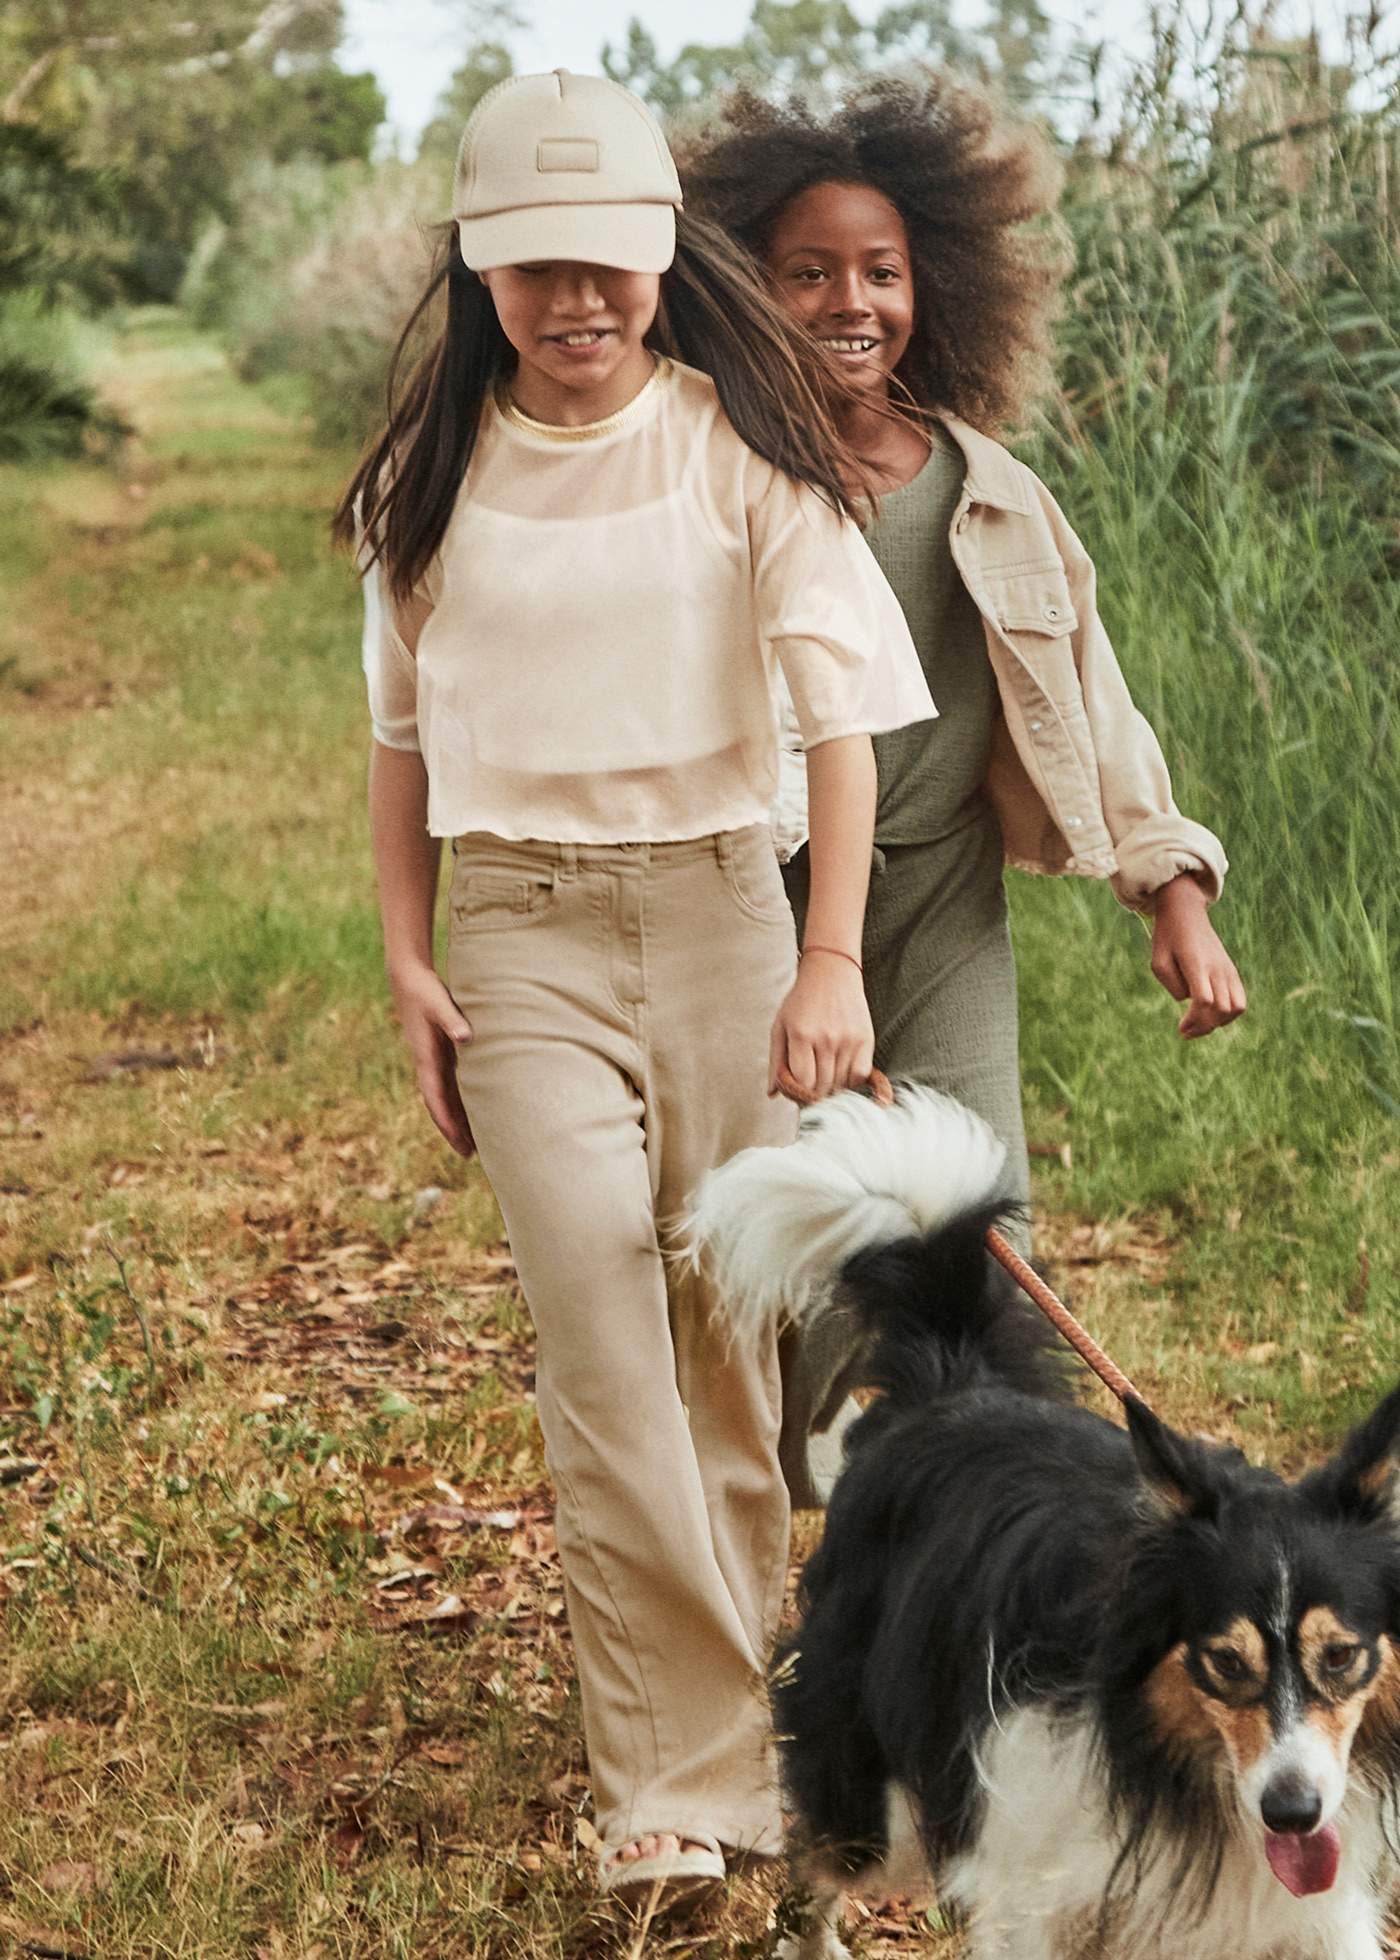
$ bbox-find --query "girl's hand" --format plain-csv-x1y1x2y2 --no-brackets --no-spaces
1149,875,1247,1039
389,959,477,1156
769,950,875,1103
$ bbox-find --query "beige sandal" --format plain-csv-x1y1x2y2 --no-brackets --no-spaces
598,1830,725,1913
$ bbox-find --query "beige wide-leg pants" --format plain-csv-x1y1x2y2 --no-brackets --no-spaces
446,827,799,1853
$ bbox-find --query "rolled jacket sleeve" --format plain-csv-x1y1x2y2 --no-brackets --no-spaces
1042,487,1228,908
357,530,423,755
748,463,935,750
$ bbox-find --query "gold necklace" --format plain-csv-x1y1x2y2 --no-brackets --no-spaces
497,358,670,442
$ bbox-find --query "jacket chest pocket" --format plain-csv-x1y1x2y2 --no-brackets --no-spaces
983,564,1080,702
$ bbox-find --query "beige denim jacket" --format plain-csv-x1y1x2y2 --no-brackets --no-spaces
773,415,1228,910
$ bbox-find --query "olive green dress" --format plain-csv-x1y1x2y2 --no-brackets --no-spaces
780,426,1032,1506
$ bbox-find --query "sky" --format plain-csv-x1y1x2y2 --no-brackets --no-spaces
340,0,1370,154
338,0,1133,149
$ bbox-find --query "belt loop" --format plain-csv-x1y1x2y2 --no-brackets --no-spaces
715,829,734,867
558,842,578,882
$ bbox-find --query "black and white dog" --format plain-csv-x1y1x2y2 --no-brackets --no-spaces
687,1086,1400,1959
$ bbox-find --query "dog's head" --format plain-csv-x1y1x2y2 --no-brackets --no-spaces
1104,1385,1400,1898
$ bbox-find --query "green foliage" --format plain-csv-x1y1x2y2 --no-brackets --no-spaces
602,0,1040,108
249,64,386,168
182,156,437,446
1,1,384,302
1056,40,1400,494
0,292,125,460
0,121,124,306
418,42,515,162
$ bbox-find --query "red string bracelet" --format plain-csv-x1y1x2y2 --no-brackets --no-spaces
800,944,864,975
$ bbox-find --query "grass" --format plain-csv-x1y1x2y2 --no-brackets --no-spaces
0,304,1397,1956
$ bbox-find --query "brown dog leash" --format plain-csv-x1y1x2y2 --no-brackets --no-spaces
983,1226,1144,1407
777,1063,1146,1409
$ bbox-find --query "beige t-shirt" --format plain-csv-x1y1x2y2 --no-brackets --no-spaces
362,358,935,842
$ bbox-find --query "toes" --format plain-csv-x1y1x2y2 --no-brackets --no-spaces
607,1831,710,1868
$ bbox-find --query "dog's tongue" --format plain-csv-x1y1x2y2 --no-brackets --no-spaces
1265,1825,1341,1896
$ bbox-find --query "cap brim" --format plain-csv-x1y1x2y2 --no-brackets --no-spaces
457,203,675,274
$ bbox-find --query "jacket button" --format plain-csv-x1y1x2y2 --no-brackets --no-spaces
1029,719,1043,733
1065,815,1083,827
1043,603,1062,622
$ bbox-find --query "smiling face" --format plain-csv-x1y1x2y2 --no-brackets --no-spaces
762,179,916,399
480,260,660,421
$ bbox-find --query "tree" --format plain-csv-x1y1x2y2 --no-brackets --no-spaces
603,3,870,108
871,0,976,70
601,0,1060,113
418,40,516,162
0,1,384,298
0,122,122,306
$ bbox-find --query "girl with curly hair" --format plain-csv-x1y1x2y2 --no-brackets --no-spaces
681,70,1246,1504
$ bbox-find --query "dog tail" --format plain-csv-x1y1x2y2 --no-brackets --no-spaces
683,1083,1067,1409
682,1083,1004,1335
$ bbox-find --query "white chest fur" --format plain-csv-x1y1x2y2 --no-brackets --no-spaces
944,1707,1391,1960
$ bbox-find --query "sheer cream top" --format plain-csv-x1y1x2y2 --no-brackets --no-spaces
361,359,935,842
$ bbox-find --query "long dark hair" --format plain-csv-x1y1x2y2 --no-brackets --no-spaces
677,70,1068,436
332,211,872,604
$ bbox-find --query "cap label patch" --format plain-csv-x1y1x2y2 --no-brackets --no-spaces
537,138,600,174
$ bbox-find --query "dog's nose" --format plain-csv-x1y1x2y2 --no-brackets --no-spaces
1261,1773,1324,1835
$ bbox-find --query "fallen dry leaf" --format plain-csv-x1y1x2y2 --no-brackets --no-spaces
80,1047,208,1082
373,1565,441,1594
37,1859,107,1896
384,1592,478,1633
361,1464,437,1491
395,1503,521,1536
196,1699,286,1721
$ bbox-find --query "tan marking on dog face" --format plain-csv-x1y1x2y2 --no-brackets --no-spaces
1355,1458,1395,1507
1291,1609,1387,1773
1146,1643,1219,1746
1147,1621,1273,1770
1298,1605,1370,1696
1358,1634,1400,1755
1200,1616,1268,1694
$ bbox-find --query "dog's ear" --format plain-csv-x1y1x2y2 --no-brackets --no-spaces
1125,1395,1222,1521
1301,1381,1400,1526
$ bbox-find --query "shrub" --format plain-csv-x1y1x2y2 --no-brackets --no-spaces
185,158,437,446
0,294,125,463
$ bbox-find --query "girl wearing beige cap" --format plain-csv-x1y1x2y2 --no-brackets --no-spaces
333,70,932,1911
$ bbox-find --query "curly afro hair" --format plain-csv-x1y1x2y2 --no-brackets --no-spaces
677,69,1068,435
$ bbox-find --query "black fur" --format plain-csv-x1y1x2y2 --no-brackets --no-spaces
776,1202,1400,1931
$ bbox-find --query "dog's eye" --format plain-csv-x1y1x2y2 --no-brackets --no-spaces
1207,1648,1252,1683
1322,1642,1362,1674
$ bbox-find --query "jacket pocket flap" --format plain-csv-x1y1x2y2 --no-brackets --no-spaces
987,567,1078,637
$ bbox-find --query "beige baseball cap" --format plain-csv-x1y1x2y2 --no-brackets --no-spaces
453,70,682,274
